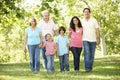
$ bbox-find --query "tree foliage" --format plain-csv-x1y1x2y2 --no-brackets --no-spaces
0,0,120,63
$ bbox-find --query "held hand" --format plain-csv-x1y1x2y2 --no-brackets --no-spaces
24,47,27,53
55,49,58,58
39,43,43,48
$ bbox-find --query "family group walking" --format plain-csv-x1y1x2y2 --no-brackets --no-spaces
24,8,100,73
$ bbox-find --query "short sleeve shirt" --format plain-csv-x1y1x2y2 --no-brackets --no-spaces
56,35,69,56
44,41,56,56
38,19,56,37
25,27,41,45
81,17,99,42
69,28,83,48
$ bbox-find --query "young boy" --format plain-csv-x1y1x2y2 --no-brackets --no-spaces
56,26,70,72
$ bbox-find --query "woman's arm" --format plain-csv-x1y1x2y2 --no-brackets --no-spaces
68,28,71,39
24,34,28,53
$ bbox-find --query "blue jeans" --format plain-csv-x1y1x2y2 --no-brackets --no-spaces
46,55,54,72
70,47,82,71
42,47,47,70
28,44,40,72
83,41,96,71
59,54,69,72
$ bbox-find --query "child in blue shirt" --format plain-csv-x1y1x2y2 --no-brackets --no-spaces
56,26,70,72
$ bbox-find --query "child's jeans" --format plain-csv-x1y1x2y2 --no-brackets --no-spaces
59,54,69,72
46,55,54,72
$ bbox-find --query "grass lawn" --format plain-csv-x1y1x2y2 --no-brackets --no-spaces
0,54,120,80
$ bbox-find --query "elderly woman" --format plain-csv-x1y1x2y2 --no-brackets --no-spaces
24,18,42,72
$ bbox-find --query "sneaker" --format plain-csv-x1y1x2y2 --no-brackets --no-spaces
85,69,92,72
33,71,39,74
75,70,79,72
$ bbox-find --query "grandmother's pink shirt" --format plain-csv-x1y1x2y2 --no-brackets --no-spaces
69,28,83,48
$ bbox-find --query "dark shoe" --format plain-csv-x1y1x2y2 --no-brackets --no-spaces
75,70,79,72
60,69,65,72
85,69,92,72
33,71,39,74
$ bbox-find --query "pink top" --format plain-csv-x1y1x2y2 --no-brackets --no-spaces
69,28,83,48
38,19,56,37
44,41,56,56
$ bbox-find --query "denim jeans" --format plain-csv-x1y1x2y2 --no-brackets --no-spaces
42,47,47,70
83,41,96,71
70,47,82,71
59,54,69,72
28,44,40,72
46,55,54,72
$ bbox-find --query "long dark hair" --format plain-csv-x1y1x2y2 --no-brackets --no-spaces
70,16,82,31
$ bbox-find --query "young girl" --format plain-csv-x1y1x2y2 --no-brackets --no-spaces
56,26,69,72
43,33,56,72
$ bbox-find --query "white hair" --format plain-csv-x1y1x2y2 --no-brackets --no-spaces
41,10,50,16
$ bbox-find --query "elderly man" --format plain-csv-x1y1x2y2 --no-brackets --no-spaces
81,8,100,72
38,10,57,71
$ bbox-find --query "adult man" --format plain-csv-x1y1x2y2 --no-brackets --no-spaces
81,8,100,72
38,10,57,70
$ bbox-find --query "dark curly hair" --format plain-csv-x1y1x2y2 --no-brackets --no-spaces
70,16,82,32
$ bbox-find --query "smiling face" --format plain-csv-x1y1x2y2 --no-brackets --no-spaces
73,18,79,25
45,34,52,41
83,9,90,19
43,12,50,22
29,18,36,26
60,29,65,35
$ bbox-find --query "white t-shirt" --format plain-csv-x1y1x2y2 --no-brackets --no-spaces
81,17,99,42
38,19,56,37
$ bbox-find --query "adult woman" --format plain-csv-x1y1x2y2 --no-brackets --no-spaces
24,18,42,72
69,16,83,71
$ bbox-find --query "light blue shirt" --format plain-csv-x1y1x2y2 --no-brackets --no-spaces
25,27,41,45
56,35,69,56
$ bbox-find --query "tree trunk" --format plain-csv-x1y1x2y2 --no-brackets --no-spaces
101,36,106,56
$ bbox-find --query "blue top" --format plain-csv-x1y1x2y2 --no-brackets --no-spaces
56,35,69,56
25,27,41,45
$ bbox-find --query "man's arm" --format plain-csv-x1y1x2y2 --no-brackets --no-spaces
39,32,43,48
96,28,100,45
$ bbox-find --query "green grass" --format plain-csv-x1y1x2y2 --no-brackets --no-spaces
0,54,120,80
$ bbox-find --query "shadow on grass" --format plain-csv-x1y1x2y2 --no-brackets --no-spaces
0,55,120,80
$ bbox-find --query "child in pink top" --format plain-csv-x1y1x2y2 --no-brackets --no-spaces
69,16,83,71
43,33,56,72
